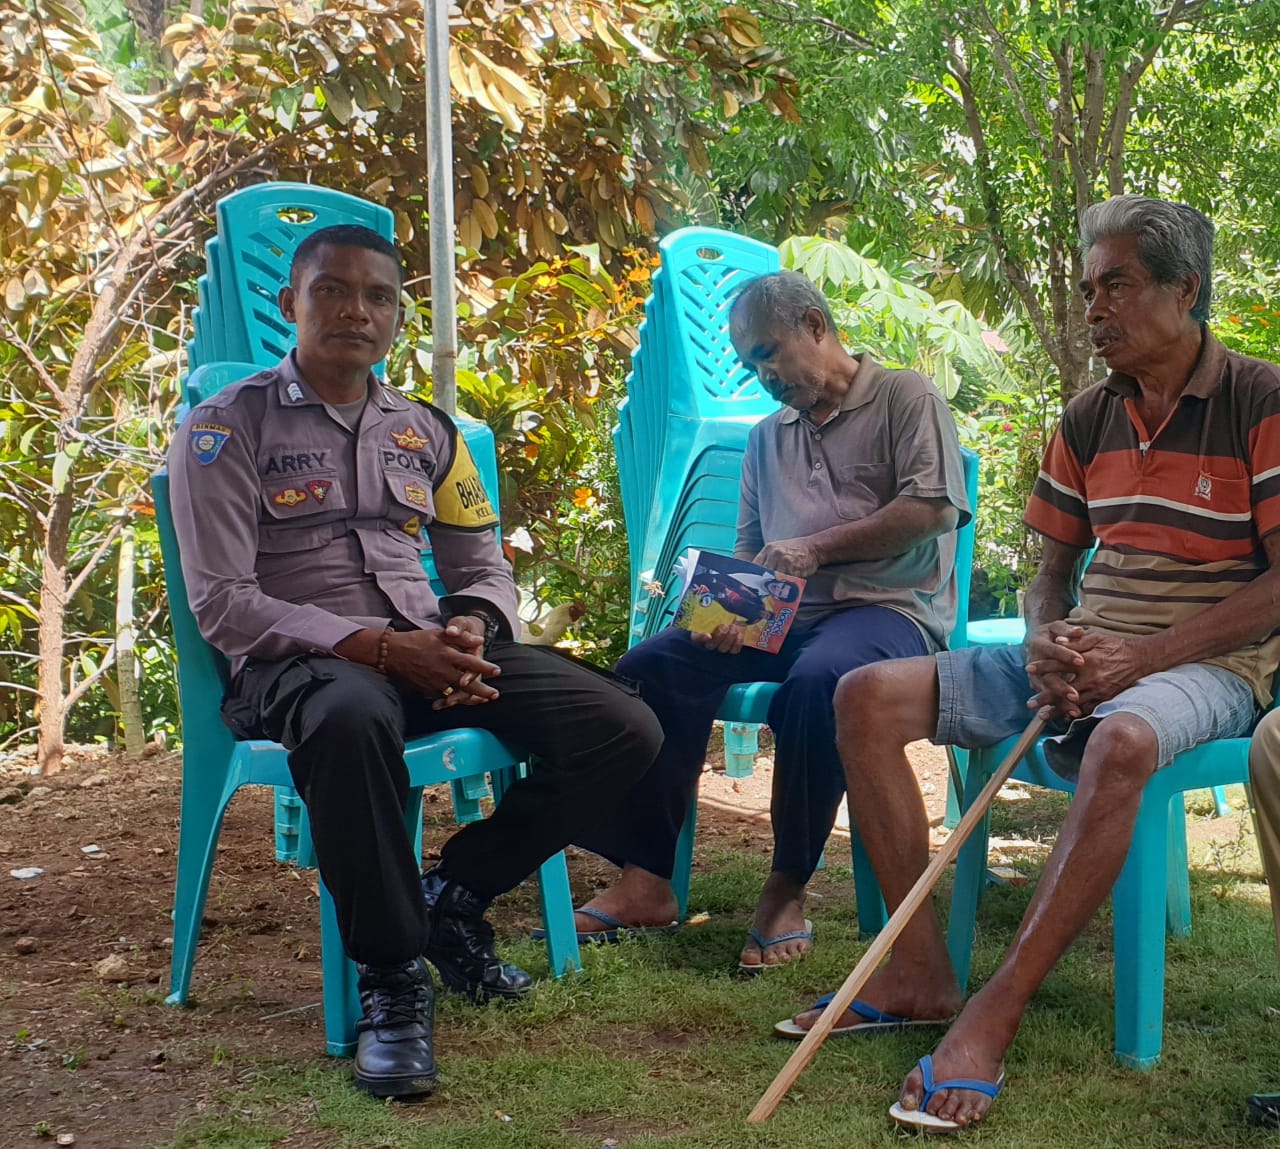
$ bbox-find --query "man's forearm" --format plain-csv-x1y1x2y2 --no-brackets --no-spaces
1022,568,1079,638
808,496,958,565
1134,568,1280,677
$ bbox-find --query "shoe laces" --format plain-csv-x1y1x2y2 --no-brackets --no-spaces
362,969,429,1028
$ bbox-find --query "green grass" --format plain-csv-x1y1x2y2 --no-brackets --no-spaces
164,840,1280,1149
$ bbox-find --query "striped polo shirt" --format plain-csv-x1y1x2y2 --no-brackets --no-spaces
1024,330,1280,705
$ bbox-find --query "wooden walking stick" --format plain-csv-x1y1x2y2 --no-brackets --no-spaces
747,715,1046,1125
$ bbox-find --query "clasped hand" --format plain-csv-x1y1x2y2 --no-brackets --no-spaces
385,619,501,709
1024,621,1146,723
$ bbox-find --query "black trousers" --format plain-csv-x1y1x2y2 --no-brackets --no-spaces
222,640,663,967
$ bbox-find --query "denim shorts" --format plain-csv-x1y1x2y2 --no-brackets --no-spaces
934,643,1257,780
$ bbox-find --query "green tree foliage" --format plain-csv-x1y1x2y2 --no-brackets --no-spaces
701,0,1280,401
0,0,792,765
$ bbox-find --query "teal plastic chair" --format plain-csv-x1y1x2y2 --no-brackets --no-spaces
211,183,395,366
618,229,782,641
154,455,581,1056
945,726,1254,1068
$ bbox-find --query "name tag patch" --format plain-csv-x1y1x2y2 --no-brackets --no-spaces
190,423,232,465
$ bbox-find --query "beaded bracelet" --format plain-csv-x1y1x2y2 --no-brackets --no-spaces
374,626,392,675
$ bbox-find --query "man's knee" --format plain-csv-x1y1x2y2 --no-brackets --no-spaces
834,657,940,747
1081,713,1159,791
617,691,665,768
616,629,685,688
304,672,401,750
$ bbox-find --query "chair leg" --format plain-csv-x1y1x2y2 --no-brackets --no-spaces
850,829,887,936
319,878,360,1058
946,748,994,993
1112,790,1170,1070
944,746,967,829
723,722,759,778
1165,795,1192,938
1210,785,1231,818
672,802,698,923
294,792,317,870
536,851,582,976
166,783,237,1007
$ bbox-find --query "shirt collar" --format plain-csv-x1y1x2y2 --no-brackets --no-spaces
1101,326,1227,401
274,350,410,411
778,353,884,424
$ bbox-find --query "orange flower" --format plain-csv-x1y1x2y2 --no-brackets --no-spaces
572,487,597,509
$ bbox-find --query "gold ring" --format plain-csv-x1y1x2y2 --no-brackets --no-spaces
441,685,454,697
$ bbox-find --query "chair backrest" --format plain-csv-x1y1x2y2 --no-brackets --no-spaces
211,183,396,367
657,228,781,421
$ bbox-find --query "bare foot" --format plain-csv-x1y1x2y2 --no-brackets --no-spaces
739,872,811,969
787,955,962,1031
574,864,678,934
895,985,1017,1129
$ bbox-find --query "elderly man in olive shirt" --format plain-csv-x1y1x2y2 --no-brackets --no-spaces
572,270,971,967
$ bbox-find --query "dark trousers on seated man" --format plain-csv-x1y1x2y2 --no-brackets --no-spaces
224,638,662,986
573,604,928,952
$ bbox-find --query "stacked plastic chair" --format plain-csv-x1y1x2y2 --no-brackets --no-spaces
160,182,581,1056
615,228,782,643
614,228,971,936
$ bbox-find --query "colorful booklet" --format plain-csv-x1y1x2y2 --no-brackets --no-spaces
670,549,805,654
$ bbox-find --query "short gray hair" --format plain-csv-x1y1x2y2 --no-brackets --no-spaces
1079,194,1214,322
730,270,836,334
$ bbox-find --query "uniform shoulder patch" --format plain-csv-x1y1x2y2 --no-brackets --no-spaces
189,423,233,465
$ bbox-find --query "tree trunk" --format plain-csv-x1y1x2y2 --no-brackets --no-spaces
116,526,145,755
36,487,74,774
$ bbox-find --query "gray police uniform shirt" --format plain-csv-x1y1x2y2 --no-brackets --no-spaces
168,352,519,672
736,354,971,652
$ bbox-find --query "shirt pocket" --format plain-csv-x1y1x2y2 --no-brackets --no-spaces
381,467,436,551
258,471,346,554
833,461,895,520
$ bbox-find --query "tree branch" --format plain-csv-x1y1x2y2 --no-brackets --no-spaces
946,35,1062,375
66,520,125,601
0,315,69,407
64,643,117,712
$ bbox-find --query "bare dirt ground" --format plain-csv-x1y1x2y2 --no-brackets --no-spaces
0,738,1255,1149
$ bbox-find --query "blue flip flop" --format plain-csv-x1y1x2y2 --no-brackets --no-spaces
531,906,679,945
738,919,813,974
774,995,955,1039
888,1053,1005,1132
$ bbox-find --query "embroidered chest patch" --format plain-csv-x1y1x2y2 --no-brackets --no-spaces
273,488,308,507
307,479,332,502
190,423,232,465
403,483,429,508
402,515,421,537
391,426,428,451
1194,474,1212,501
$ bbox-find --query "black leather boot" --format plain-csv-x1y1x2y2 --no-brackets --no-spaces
353,956,437,1098
421,867,533,1000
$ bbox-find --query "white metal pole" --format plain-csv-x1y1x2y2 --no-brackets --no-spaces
425,0,457,415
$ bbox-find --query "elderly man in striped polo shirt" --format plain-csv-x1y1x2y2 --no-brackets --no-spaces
781,195,1280,1132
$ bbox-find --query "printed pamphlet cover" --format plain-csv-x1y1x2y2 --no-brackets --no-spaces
670,549,805,654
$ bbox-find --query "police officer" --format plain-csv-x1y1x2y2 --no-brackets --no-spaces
168,224,662,1099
